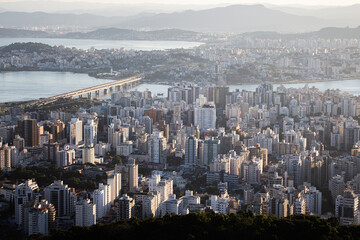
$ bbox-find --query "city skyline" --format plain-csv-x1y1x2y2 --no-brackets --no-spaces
2,0,360,238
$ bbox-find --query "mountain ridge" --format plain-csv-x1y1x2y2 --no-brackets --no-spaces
0,5,342,33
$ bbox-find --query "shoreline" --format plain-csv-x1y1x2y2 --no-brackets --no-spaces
1,69,360,86
0,36,207,44
0,69,115,81
1,70,360,104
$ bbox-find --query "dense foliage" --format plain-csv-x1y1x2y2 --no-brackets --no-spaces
27,212,360,240
1,166,107,191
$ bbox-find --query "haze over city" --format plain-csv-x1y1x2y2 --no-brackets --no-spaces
2,0,360,239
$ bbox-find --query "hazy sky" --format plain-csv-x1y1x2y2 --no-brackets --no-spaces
1,0,360,6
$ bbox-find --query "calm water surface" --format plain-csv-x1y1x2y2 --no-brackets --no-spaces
0,71,112,102
1,71,360,103
0,38,203,50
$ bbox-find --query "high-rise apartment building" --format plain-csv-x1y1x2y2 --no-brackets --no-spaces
202,137,220,166
15,179,39,227
18,119,39,147
93,183,111,220
107,173,121,203
27,204,49,236
69,118,83,145
148,131,167,164
84,119,97,148
127,158,138,192
336,189,359,225
117,194,135,220
185,136,198,165
149,174,173,203
75,199,96,227
44,180,75,218
82,147,95,164
194,103,216,130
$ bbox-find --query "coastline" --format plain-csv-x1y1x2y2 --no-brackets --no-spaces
0,69,115,81
2,70,360,104
1,69,360,86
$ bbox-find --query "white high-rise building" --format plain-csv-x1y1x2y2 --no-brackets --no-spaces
15,179,39,227
107,173,121,204
142,191,161,218
39,131,52,147
93,183,111,220
69,118,83,145
229,152,245,176
107,123,116,149
329,175,345,201
10,145,19,167
148,131,167,164
44,180,75,218
210,192,230,214
160,194,183,217
27,204,49,236
180,190,200,212
127,158,138,192
84,119,98,148
0,144,11,171
210,155,230,173
148,174,173,203
116,141,133,156
75,199,96,227
56,148,75,168
185,136,198,165
23,200,55,236
194,103,216,130
243,157,263,184
295,195,306,214
303,186,322,216
95,142,111,157
82,147,95,164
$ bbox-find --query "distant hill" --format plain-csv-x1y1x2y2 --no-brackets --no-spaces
116,4,331,33
0,11,127,28
3,25,360,43
0,28,50,38
241,26,360,39
269,4,360,27
303,26,360,39
0,42,54,53
0,27,204,42
0,5,343,33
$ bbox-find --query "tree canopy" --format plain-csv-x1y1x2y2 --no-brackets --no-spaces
27,212,360,240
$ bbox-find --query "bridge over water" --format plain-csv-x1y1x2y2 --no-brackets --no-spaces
29,76,143,106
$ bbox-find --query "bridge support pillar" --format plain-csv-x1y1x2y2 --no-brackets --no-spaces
95,90,100,96
104,89,108,95
88,92,92,99
109,87,113,92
